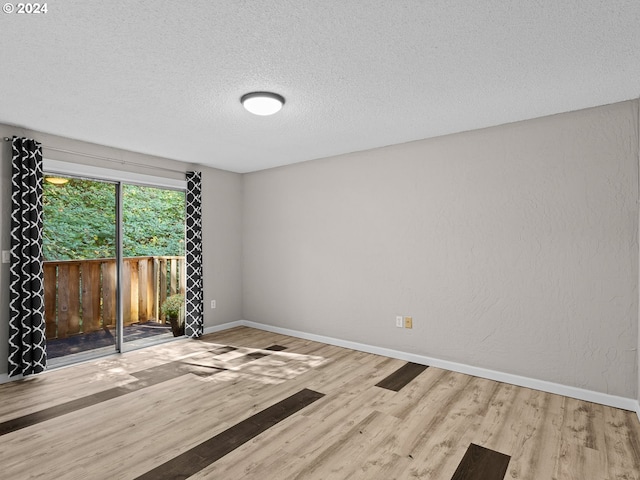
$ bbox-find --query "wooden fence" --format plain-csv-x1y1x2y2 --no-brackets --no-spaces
44,256,185,340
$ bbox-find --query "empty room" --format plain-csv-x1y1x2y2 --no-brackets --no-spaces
0,1,639,479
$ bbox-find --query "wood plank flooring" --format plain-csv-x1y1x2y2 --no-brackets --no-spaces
0,326,638,479
375,362,428,392
450,444,510,479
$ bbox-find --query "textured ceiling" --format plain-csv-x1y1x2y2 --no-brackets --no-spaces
1,0,639,173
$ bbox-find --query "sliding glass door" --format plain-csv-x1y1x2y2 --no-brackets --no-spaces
43,172,185,365
121,184,186,349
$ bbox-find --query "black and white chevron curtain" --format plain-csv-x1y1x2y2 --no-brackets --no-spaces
184,171,203,338
8,136,47,377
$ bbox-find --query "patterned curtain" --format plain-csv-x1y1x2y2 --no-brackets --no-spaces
184,171,203,337
8,136,47,376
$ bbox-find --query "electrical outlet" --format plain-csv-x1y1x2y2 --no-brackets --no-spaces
404,316,413,329
210,300,216,309
396,316,403,328
1,250,9,264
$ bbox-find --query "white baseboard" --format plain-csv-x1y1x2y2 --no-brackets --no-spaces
238,320,638,413
203,320,244,335
0,372,23,385
2,320,636,416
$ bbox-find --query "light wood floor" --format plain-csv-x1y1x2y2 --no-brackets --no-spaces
0,326,638,479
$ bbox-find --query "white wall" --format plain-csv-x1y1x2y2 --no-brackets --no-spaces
0,125,244,376
243,100,639,399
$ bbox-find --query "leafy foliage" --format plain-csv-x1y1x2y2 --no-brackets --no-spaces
43,178,185,261
161,294,185,318
122,184,185,258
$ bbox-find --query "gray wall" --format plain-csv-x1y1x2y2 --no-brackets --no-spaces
2,101,639,401
243,100,639,399
0,124,243,376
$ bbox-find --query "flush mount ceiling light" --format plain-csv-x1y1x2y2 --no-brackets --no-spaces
241,92,285,116
44,176,69,185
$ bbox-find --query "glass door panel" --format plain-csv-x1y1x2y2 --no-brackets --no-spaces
121,184,185,349
43,175,118,363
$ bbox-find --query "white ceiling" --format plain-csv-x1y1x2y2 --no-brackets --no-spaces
1,0,639,173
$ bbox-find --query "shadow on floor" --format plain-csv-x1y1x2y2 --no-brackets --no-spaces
46,321,173,359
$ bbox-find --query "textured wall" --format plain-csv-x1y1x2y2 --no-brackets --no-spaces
243,100,639,399
0,125,244,376
199,166,243,326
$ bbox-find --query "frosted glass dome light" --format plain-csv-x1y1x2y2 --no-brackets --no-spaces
241,92,285,116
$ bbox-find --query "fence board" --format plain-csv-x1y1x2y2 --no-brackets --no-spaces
170,259,177,296
56,264,81,337
68,264,81,335
153,258,160,322
180,258,186,294
138,259,149,322
82,262,101,332
122,260,132,325
102,260,116,328
44,255,182,339
146,258,155,320
159,258,167,321
57,264,69,339
129,259,139,324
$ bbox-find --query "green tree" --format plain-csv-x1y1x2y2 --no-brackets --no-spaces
43,178,185,261
122,184,185,257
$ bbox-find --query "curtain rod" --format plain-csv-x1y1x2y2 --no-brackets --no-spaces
4,137,188,175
